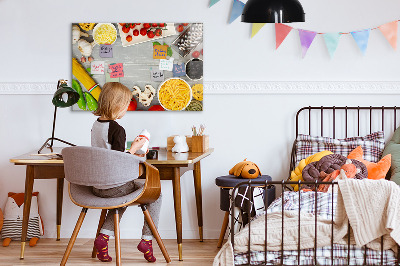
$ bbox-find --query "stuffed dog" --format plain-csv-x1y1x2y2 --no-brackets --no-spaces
229,159,261,179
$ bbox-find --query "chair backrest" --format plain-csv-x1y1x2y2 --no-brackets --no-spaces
62,146,145,187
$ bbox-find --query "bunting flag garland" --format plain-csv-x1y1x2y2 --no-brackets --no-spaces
323,33,341,58
251,23,266,38
351,29,370,55
208,3,400,58
378,21,398,50
275,23,293,49
229,0,245,24
209,0,220,7
298,29,317,58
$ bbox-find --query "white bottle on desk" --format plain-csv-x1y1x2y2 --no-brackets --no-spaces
136,129,150,154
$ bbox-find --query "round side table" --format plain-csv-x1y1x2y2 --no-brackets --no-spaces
215,175,275,248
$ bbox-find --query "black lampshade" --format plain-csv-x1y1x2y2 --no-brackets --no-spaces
242,0,305,23
52,84,80,108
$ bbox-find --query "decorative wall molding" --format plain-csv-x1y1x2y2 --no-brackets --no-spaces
204,81,400,94
1,81,400,95
0,83,56,94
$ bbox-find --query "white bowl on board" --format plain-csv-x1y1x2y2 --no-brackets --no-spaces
93,23,117,45
157,78,192,111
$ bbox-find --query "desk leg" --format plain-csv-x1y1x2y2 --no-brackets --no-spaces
172,167,183,261
20,165,34,259
56,178,64,241
193,161,203,242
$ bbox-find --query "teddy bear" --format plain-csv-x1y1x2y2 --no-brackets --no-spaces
1,192,43,247
172,135,189,153
229,159,261,179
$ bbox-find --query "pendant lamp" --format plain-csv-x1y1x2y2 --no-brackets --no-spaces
242,0,305,23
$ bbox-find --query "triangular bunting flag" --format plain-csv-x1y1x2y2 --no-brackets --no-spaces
298,29,317,58
275,23,293,49
209,0,220,7
323,33,341,58
351,29,370,55
229,0,245,24
378,21,397,50
251,23,266,38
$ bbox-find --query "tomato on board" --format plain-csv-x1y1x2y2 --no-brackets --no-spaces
148,105,165,111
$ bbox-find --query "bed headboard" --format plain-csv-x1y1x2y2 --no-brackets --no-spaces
290,106,400,179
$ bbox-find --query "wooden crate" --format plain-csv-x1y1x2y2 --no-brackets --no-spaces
191,135,209,153
167,135,192,151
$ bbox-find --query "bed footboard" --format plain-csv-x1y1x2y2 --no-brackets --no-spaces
230,180,400,266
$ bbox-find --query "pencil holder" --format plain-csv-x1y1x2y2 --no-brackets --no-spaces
191,135,209,153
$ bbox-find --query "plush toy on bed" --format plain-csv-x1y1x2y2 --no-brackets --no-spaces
289,150,333,191
1,192,44,247
301,154,368,191
229,159,261,179
317,159,360,193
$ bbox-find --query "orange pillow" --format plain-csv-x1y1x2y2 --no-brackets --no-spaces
347,146,391,180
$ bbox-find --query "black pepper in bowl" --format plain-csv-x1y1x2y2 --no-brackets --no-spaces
186,59,203,80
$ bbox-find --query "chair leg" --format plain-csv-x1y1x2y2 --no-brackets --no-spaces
114,209,121,266
141,205,171,263
92,209,108,258
217,211,230,248
60,208,88,266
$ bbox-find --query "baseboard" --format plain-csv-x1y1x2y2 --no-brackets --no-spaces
1,81,400,94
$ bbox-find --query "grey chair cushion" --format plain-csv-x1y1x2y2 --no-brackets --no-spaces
62,146,145,188
69,180,145,208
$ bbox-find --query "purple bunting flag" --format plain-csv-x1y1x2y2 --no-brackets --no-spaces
298,29,317,58
229,0,245,24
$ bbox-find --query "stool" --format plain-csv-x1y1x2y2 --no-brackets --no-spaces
215,175,275,248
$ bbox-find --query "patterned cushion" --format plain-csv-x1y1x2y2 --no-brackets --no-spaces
295,131,385,166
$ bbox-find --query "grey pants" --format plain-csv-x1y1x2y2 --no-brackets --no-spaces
92,180,162,240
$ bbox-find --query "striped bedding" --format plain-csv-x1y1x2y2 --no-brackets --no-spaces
234,191,397,265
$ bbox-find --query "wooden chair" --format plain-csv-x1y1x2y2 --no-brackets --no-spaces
60,146,171,265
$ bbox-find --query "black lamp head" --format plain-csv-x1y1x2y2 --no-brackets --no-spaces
242,0,305,23
52,80,80,108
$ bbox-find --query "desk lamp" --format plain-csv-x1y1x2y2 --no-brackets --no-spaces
38,79,80,154
242,0,305,23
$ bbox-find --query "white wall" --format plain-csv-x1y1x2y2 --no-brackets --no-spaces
1,0,400,240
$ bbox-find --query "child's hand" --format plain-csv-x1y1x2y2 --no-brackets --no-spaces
129,137,147,154
134,149,149,157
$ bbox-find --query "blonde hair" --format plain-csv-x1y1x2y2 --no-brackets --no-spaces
93,82,132,120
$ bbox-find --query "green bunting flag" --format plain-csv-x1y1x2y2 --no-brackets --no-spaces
209,0,221,7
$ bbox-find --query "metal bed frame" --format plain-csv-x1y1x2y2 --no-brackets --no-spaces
230,106,400,266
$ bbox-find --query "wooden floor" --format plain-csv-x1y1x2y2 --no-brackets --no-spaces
0,239,221,265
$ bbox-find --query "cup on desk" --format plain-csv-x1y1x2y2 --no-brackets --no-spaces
146,150,158,160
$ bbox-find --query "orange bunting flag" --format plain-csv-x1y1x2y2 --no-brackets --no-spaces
275,23,293,49
378,21,398,50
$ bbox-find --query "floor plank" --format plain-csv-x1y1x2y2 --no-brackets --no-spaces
0,239,221,265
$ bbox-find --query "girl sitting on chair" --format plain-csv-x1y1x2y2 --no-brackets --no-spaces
91,82,161,263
